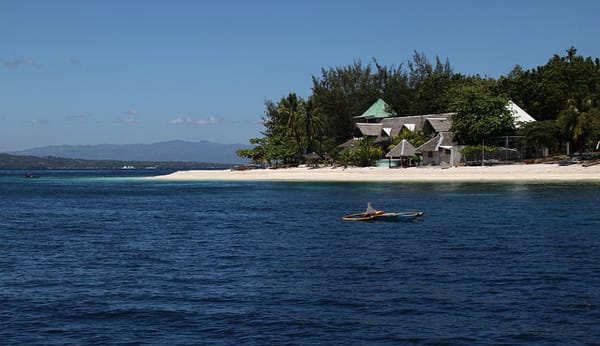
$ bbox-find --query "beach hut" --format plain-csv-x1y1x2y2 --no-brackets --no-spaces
304,152,322,168
385,139,417,168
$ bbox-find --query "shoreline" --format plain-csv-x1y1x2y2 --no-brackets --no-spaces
147,163,600,182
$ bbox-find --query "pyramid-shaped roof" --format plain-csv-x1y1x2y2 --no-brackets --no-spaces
354,98,397,119
385,139,417,158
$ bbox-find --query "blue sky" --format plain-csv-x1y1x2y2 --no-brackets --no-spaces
1,0,599,151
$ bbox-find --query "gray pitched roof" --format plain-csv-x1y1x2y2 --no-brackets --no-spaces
416,132,455,153
379,112,455,136
425,117,453,133
385,139,417,158
380,116,427,135
354,123,383,137
337,138,358,149
440,131,455,147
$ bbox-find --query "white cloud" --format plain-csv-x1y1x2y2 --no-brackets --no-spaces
168,116,219,126
26,119,48,125
3,60,20,68
3,58,41,68
66,112,93,120
114,117,139,124
168,118,185,125
197,116,219,125
114,109,140,124
25,58,40,67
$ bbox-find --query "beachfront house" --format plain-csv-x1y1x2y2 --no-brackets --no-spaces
414,102,536,165
385,139,417,167
346,98,458,166
416,131,462,166
351,99,455,146
343,98,536,166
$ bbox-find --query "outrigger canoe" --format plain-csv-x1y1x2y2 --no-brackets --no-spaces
342,210,424,221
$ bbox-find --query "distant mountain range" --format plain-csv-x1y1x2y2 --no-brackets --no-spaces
0,153,235,170
9,140,251,164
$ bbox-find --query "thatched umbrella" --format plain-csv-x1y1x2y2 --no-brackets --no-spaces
385,139,416,168
304,152,322,167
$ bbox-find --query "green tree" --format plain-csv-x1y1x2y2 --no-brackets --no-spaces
336,138,383,167
449,82,513,145
277,93,307,161
355,138,383,167
337,148,356,168
249,98,298,165
408,51,455,113
499,47,600,121
388,128,427,151
311,61,380,147
236,137,268,164
557,97,600,153
516,120,561,157
459,145,499,164
303,98,323,154
239,93,323,166
373,60,412,115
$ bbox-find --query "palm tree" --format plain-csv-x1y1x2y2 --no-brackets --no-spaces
356,137,383,167
387,128,427,151
303,99,322,154
566,46,577,64
277,93,306,162
558,97,600,153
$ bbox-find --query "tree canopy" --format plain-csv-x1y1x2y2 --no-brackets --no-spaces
239,47,600,165
449,82,513,145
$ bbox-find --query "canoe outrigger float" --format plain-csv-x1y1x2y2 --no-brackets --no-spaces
342,203,424,221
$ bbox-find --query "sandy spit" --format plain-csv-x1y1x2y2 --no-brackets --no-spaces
146,164,600,182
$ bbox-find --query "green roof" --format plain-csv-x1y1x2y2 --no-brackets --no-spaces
355,98,397,119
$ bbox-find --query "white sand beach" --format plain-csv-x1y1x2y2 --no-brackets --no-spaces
148,163,600,182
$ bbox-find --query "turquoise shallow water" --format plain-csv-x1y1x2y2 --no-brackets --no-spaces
1,170,600,344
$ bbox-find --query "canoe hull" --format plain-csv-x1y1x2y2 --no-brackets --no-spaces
342,211,424,221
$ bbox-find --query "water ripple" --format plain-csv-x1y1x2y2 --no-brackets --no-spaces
2,175,600,344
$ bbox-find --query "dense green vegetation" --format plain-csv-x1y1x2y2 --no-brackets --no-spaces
0,153,232,170
238,47,600,165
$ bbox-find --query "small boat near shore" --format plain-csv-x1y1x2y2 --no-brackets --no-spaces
342,210,424,221
342,203,424,221
24,172,39,179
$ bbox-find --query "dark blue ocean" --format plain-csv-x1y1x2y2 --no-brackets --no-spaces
1,170,600,345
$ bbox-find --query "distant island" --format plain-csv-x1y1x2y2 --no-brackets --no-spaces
0,153,235,170
9,140,251,165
